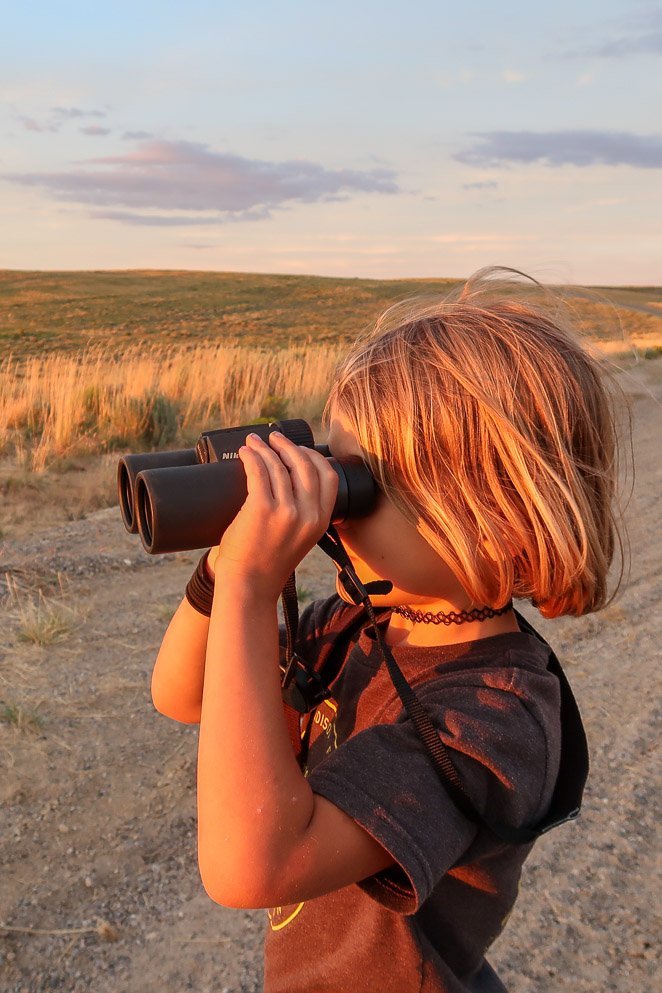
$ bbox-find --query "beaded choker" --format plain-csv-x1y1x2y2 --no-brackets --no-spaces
391,600,513,626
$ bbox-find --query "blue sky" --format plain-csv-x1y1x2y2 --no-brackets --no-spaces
1,0,660,283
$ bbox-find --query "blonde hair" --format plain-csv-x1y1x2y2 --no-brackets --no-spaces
323,267,630,618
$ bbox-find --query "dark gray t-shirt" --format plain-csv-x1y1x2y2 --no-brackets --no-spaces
265,594,562,993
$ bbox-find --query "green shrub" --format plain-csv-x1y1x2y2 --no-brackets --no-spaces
131,391,181,448
81,384,102,430
259,393,290,421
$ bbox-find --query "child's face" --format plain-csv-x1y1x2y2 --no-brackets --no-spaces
326,408,471,611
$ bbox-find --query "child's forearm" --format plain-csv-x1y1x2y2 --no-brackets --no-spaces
151,549,223,723
196,566,315,908
151,594,210,723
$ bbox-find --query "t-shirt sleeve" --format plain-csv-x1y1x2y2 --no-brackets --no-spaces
307,674,557,915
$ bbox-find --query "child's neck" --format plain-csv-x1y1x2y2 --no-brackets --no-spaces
384,609,521,649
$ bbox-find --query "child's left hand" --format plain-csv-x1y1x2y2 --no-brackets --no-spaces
215,430,339,600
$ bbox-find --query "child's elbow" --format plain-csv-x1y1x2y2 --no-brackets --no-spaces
151,683,201,724
198,861,267,910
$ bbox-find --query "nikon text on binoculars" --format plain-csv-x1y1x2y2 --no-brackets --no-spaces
118,418,378,555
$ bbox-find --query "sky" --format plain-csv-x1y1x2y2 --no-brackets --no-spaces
1,0,660,284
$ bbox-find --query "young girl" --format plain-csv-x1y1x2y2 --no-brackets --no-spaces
151,268,625,992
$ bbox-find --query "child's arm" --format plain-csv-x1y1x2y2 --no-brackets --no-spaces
197,431,395,908
150,596,209,723
150,546,220,724
198,564,395,909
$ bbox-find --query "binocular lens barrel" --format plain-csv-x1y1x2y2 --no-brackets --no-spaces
118,419,377,555
117,449,199,533
135,460,249,554
134,455,376,554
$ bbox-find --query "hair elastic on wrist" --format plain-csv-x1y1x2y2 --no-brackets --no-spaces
185,550,215,616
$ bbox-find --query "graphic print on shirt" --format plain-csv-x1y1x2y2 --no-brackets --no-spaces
268,697,338,931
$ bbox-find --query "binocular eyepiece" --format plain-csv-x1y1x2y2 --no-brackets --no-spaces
118,418,378,555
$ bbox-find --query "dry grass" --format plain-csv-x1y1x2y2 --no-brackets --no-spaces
0,273,660,475
0,700,44,732
14,592,78,645
3,572,80,645
0,340,343,471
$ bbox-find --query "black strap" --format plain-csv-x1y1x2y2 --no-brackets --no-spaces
358,591,541,844
512,610,589,835
279,570,301,692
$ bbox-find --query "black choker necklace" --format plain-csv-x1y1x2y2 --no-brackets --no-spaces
391,600,513,627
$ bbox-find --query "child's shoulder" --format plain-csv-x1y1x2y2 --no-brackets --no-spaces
414,631,562,726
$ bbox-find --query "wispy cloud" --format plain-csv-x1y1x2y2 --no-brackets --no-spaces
462,180,499,191
16,106,108,134
89,208,271,226
80,125,111,136
121,130,153,140
502,69,526,83
425,233,535,244
18,115,60,133
455,130,662,168
563,8,662,58
2,139,400,225
51,106,107,119
566,197,626,212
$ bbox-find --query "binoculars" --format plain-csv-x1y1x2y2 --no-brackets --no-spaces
117,418,378,555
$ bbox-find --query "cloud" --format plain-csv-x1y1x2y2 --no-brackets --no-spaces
80,125,111,136
455,130,662,169
2,139,400,225
564,8,662,58
593,7,662,57
567,197,627,212
121,130,153,140
51,106,106,119
425,233,535,244
16,106,108,134
462,181,499,190
502,69,525,83
18,115,60,133
89,207,271,225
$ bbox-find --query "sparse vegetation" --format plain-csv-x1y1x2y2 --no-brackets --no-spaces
0,700,44,732
0,269,463,358
13,589,79,645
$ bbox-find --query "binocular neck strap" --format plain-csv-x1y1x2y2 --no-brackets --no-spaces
316,526,492,832
279,525,390,693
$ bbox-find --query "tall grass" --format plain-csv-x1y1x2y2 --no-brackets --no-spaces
0,341,344,471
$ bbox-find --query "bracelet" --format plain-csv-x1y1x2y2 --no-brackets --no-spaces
185,549,215,616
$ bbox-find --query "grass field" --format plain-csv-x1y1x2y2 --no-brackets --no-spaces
2,269,661,358
0,269,660,479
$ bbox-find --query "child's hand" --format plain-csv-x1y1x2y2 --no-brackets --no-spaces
215,431,339,600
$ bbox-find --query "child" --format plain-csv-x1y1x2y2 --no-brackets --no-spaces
151,267,625,992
